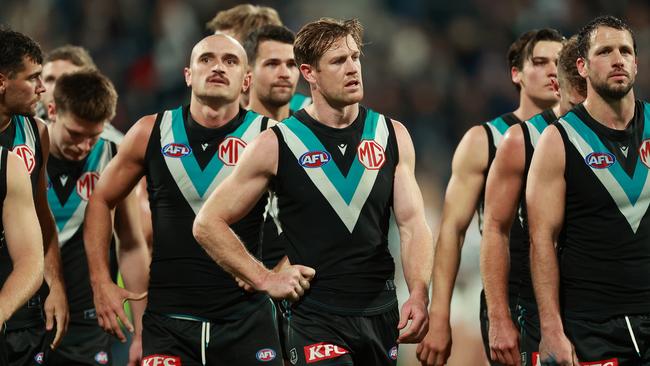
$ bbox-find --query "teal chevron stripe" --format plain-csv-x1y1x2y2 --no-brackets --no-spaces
12,115,26,146
528,113,548,134
563,111,650,205
488,116,510,135
283,109,380,204
170,107,258,197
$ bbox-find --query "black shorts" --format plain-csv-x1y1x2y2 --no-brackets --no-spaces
480,291,540,366
563,313,650,365
282,304,399,366
48,322,112,366
5,326,54,366
141,299,283,366
1,324,8,366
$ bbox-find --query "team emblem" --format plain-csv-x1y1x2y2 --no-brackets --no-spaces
218,136,247,166
639,139,650,168
304,343,349,364
585,152,615,169
162,143,192,158
34,352,44,364
76,172,100,201
357,140,385,170
300,151,331,168
141,355,182,366
94,351,109,365
388,346,398,360
12,144,36,174
255,348,276,362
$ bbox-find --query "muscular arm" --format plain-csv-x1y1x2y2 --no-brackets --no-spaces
193,130,314,300
392,121,433,343
0,153,44,323
480,125,525,365
526,126,577,364
84,116,153,340
417,126,488,365
36,120,68,348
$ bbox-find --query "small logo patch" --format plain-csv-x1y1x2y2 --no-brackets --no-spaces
304,343,349,364
94,351,108,365
34,352,44,364
585,152,615,169
256,348,276,362
299,151,331,168
76,172,100,201
218,136,247,166
12,144,36,174
141,355,182,366
388,345,398,360
290,348,298,365
639,139,650,168
580,359,618,366
162,143,192,158
357,140,385,170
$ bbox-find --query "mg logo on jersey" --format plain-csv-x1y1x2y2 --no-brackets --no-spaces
388,346,398,360
639,139,650,168
94,351,108,365
300,151,331,168
585,152,615,169
304,343,349,364
218,136,247,166
76,172,100,201
141,355,181,366
357,140,385,170
12,144,35,174
256,348,276,362
162,143,192,158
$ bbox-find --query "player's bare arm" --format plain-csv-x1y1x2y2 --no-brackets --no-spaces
193,129,315,301
480,124,525,366
84,114,154,341
527,126,579,365
35,118,69,348
391,121,433,344
417,125,488,366
0,152,44,324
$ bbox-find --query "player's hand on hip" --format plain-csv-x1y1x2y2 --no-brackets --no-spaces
416,312,452,365
92,280,147,343
44,280,69,349
397,293,429,344
539,331,580,366
488,316,521,366
260,262,315,302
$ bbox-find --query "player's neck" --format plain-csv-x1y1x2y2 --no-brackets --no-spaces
305,98,359,129
582,89,635,130
248,96,290,121
0,107,13,133
189,95,240,129
47,125,64,160
514,93,555,121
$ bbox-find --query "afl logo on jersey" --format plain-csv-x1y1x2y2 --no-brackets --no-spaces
357,140,385,170
76,172,100,201
639,139,650,168
162,143,192,158
585,152,615,169
12,144,36,174
218,136,247,166
256,348,277,362
300,150,331,168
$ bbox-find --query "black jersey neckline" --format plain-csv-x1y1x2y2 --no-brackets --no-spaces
293,106,366,138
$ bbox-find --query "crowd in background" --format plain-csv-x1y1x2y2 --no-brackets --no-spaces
2,1,649,364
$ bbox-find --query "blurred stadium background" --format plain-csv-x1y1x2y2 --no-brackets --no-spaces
3,0,649,364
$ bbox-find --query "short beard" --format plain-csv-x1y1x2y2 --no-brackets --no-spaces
591,77,634,101
259,92,292,109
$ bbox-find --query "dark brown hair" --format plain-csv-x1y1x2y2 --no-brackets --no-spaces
508,28,564,90
577,15,636,59
294,18,363,67
0,27,43,78
54,70,117,123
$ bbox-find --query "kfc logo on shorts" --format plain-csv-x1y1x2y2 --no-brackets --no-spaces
304,343,349,363
639,139,650,168
141,355,181,366
357,140,385,170
12,144,35,174
94,351,108,365
34,352,44,364
388,345,398,360
76,172,100,201
256,348,276,362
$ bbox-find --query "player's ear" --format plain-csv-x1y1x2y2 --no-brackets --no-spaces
184,67,192,87
300,64,316,84
511,66,522,85
577,57,588,78
242,71,252,94
0,72,7,95
47,102,57,122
